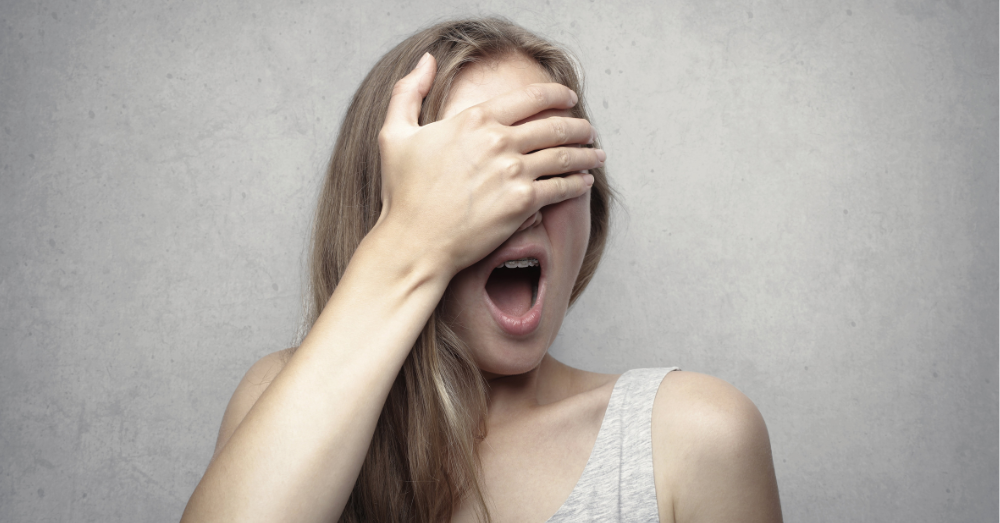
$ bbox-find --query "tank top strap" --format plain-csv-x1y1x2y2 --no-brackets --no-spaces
548,367,679,522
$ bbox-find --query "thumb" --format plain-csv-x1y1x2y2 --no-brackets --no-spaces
384,53,436,129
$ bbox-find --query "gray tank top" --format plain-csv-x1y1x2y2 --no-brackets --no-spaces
547,367,679,522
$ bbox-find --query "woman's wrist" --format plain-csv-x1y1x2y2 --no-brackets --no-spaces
353,218,455,300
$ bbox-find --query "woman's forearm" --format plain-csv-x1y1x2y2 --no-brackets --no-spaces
180,223,451,523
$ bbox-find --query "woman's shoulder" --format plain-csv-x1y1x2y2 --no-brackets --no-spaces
653,370,764,433
212,348,296,458
232,347,296,402
651,370,782,522
243,347,296,381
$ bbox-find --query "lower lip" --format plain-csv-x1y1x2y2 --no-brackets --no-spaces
484,277,545,337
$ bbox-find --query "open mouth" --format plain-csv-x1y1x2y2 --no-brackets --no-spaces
485,258,541,318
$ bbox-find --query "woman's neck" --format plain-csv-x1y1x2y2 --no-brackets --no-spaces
483,354,578,420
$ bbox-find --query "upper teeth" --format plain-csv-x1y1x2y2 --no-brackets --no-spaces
497,257,539,269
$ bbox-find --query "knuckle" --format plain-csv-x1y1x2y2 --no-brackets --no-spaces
551,175,569,195
486,131,509,152
510,183,535,211
524,85,548,106
464,106,489,127
550,120,567,143
503,157,524,178
377,128,393,148
557,149,571,170
391,77,411,97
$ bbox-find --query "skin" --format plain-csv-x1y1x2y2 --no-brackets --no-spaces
439,55,591,379
181,53,782,523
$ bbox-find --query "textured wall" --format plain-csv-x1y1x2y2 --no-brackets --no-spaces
1,1,995,521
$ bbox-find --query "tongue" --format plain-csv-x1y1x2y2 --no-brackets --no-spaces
485,269,533,317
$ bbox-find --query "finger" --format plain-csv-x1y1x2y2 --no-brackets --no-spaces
384,53,436,130
531,172,595,208
512,116,594,153
523,147,606,178
513,108,573,125
478,83,578,126
516,210,542,231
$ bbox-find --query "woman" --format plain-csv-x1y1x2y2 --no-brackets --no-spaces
181,17,781,523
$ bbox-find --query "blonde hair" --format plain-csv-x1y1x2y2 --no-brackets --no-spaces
308,17,613,522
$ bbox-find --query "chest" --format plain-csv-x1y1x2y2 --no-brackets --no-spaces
450,400,605,523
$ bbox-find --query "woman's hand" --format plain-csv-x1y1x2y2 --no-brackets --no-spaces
376,53,605,277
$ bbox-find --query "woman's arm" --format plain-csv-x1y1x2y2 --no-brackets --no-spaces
652,371,783,523
210,348,292,461
181,230,455,523
180,54,604,523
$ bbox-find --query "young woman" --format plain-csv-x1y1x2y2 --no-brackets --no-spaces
181,18,782,523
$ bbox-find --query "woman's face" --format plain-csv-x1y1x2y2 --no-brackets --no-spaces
439,54,591,378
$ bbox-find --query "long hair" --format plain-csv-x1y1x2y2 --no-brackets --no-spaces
307,17,614,522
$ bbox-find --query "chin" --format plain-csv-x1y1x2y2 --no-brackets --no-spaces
471,338,550,377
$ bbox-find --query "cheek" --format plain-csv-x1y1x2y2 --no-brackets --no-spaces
543,191,591,267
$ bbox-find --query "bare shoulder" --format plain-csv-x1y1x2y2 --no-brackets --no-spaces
212,348,296,458
651,371,782,523
653,371,766,440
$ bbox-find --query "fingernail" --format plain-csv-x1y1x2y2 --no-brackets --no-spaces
583,174,595,186
595,149,606,163
570,90,579,105
417,52,431,67
589,129,596,144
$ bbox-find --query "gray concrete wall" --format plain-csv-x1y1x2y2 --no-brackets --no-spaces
1,1,995,521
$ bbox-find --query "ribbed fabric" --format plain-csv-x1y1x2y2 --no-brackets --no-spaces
547,367,678,523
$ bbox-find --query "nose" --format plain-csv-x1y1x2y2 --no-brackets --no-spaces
517,210,543,232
